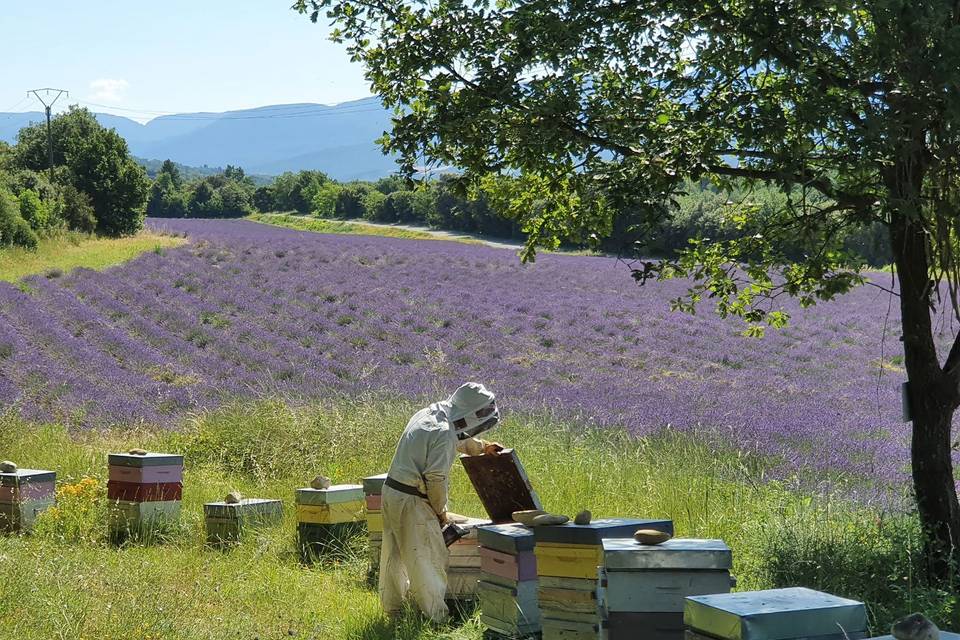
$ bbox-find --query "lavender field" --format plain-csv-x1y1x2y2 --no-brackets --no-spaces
0,218,939,499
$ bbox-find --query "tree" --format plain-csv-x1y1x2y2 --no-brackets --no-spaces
146,172,188,218
299,0,960,576
13,107,148,236
334,183,371,218
308,180,342,217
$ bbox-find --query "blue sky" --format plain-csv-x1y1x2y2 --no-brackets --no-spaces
0,1,372,122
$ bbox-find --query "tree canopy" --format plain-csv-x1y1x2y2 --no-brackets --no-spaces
13,107,149,236
298,0,960,577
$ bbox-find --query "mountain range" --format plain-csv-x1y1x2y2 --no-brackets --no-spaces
0,97,400,181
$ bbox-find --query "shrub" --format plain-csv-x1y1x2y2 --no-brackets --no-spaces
0,189,39,248
18,189,49,230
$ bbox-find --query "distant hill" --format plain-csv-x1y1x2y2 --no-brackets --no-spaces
0,98,400,180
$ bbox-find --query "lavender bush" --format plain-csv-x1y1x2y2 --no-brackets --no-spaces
0,218,943,500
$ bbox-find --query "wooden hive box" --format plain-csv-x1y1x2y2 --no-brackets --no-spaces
684,588,868,640
204,498,283,543
601,538,733,615
107,452,183,485
0,468,55,533
459,450,541,524
478,578,541,636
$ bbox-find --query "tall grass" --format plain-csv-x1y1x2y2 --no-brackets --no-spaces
0,229,185,282
0,399,956,638
247,213,479,244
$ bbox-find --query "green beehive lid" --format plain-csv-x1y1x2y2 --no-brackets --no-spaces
362,473,388,495
684,588,867,640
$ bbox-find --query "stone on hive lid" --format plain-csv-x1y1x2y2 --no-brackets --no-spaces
362,473,388,495
296,484,363,505
108,452,183,468
602,537,732,571
533,517,673,546
477,523,535,554
684,587,867,640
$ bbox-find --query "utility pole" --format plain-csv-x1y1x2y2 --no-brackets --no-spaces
27,88,68,183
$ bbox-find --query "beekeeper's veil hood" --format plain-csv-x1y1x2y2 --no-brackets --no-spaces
446,382,499,440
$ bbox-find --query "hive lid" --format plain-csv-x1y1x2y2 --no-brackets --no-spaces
459,449,542,524
602,538,732,571
477,523,535,553
362,473,388,495
0,469,56,486
684,587,867,640
533,518,673,546
108,452,184,468
296,484,363,505
204,498,283,519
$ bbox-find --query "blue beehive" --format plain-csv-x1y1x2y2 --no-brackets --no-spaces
684,588,868,640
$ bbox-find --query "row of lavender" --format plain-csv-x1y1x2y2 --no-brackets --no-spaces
0,218,935,497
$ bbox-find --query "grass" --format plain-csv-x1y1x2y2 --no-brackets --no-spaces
248,213,481,244
0,230,186,282
0,399,957,639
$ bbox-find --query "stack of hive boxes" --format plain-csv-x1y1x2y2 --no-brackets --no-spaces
598,538,733,640
445,516,490,602
0,467,55,533
477,523,539,638
204,498,283,544
363,473,386,579
684,587,868,640
107,452,183,540
296,483,365,560
534,518,673,640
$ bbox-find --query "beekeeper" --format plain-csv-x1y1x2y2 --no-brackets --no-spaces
379,382,503,623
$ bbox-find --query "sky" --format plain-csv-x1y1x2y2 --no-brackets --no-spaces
0,1,373,122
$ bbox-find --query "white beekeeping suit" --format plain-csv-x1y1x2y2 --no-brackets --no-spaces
379,382,502,623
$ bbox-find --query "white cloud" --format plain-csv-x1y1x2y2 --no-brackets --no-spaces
88,78,129,103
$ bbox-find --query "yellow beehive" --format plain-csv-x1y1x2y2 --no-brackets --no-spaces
534,542,605,580
296,500,364,525
366,510,383,533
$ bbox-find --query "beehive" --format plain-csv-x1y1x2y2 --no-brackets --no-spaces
477,523,540,638
0,468,55,533
683,588,868,640
599,538,733,640
106,452,183,541
445,517,491,601
534,518,673,640
362,473,387,580
204,498,283,544
296,483,365,560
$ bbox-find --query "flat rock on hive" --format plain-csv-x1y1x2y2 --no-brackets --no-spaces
683,588,868,640
459,449,542,524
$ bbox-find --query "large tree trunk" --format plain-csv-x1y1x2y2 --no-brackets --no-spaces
889,163,960,580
